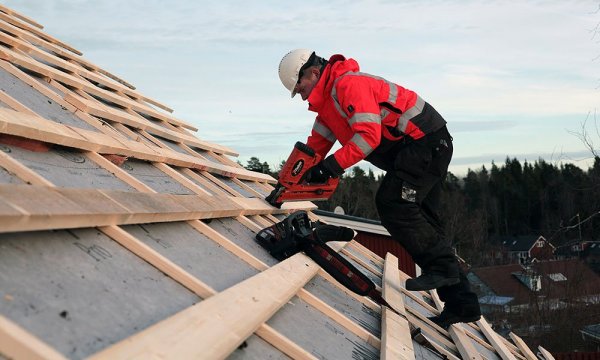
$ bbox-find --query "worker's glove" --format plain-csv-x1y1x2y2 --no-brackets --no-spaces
304,161,334,183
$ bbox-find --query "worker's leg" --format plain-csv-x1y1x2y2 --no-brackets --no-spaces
430,272,481,329
375,127,458,290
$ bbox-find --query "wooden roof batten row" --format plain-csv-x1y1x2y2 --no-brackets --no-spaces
0,108,271,183
0,13,169,111
0,45,196,131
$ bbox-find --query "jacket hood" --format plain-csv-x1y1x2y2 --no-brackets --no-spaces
308,54,360,112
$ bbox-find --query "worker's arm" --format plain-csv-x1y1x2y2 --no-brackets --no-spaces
324,77,381,174
306,115,335,158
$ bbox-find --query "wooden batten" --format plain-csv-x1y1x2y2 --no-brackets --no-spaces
448,325,482,360
537,346,556,360
477,317,517,360
88,253,320,359
381,307,414,360
100,225,216,299
297,288,381,349
0,315,66,360
382,253,407,316
254,324,318,360
509,332,538,360
341,248,383,278
0,12,81,55
0,108,274,183
0,45,197,131
0,5,44,29
0,184,257,233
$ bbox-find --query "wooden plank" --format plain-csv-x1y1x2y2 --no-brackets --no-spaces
99,225,216,299
382,253,407,316
0,108,275,183
89,253,320,360
0,5,44,29
297,288,381,349
403,308,457,352
254,324,318,360
86,152,156,193
0,61,76,114
417,332,461,360
232,177,264,198
153,163,212,196
0,149,54,186
0,12,81,55
0,31,174,113
0,88,39,116
236,215,263,233
347,240,385,265
0,17,134,92
537,346,555,360
509,332,538,360
188,219,269,271
381,307,414,360
477,317,517,360
180,168,229,195
0,45,203,132
341,248,384,278
447,325,482,360
0,184,267,233
229,197,288,216
202,170,245,196
0,315,66,360
191,217,384,348
64,93,210,150
249,214,273,228
98,223,310,360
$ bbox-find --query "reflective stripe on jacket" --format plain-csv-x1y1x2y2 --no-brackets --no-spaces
306,54,446,170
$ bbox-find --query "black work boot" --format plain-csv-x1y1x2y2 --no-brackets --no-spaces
428,301,481,329
405,263,459,291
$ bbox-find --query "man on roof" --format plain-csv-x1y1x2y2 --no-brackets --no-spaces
277,49,481,328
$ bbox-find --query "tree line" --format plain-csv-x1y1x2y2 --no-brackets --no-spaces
245,156,600,267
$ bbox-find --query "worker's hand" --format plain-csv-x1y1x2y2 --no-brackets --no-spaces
304,161,334,183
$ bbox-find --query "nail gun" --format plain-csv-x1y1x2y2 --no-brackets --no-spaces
266,142,339,208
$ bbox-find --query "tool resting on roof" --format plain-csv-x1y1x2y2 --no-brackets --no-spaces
256,211,375,296
265,142,339,208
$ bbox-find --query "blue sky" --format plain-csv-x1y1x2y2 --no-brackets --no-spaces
5,0,600,176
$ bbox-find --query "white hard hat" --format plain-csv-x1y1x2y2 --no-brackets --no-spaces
278,49,314,98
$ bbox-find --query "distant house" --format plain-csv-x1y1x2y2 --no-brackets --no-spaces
494,235,555,264
468,259,600,313
555,241,600,274
313,209,417,277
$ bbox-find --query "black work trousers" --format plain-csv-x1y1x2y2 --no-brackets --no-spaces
375,126,476,308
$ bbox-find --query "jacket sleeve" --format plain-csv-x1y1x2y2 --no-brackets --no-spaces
328,77,381,172
306,115,336,159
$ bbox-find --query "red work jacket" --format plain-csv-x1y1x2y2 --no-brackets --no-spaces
306,55,445,172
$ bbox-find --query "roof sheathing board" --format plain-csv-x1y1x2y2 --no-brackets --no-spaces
0,5,543,360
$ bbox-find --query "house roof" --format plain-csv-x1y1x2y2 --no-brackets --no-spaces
495,235,544,252
0,5,548,360
471,259,600,306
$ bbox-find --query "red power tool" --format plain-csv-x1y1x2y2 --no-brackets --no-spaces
266,142,339,208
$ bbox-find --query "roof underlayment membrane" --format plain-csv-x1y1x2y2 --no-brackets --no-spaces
0,4,552,360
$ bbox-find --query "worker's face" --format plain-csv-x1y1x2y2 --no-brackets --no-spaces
294,67,320,101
